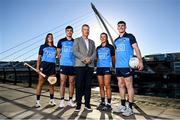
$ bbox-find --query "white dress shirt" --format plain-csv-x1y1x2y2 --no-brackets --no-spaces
84,38,89,51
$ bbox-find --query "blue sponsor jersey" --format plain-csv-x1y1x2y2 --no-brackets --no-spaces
114,32,137,68
96,43,115,67
57,37,75,66
38,44,56,63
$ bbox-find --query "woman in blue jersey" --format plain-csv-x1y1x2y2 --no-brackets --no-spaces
96,33,115,111
35,33,57,107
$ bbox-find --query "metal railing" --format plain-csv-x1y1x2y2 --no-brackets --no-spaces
0,66,180,98
0,67,37,87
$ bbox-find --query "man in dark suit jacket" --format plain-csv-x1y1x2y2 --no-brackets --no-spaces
73,24,96,111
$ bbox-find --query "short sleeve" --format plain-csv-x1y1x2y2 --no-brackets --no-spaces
53,45,57,49
38,45,43,55
114,37,119,49
129,34,137,45
110,45,115,56
57,40,62,48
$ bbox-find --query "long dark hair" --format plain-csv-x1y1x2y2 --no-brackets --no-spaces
100,32,109,44
45,33,54,45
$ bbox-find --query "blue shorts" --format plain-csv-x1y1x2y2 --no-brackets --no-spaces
60,65,75,76
96,67,112,75
40,61,56,76
116,68,134,78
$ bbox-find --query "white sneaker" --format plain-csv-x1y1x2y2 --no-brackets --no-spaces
113,105,126,113
49,99,56,106
59,100,65,108
35,100,41,108
122,107,134,116
84,107,92,111
75,106,81,112
68,99,76,107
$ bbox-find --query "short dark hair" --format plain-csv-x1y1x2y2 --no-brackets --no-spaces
82,24,89,28
65,25,73,30
117,21,126,26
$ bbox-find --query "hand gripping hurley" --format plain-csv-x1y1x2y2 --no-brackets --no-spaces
24,63,57,85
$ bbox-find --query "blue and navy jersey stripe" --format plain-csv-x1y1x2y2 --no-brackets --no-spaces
39,44,56,63
57,37,75,66
114,32,137,68
96,43,115,68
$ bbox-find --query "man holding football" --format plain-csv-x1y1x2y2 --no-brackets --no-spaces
114,21,143,116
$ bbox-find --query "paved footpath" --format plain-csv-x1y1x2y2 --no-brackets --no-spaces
0,83,180,119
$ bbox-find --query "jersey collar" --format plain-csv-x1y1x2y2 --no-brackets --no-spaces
65,37,74,41
100,43,109,48
119,32,127,38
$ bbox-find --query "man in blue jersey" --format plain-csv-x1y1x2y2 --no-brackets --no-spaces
114,21,143,116
57,26,76,108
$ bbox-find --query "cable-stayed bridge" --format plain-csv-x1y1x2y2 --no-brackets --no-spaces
0,3,117,62
0,3,180,119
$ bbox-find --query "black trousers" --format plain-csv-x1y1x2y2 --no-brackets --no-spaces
75,66,94,107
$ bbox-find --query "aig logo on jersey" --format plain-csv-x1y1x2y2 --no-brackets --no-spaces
116,44,125,51
98,48,110,59
98,53,110,59
43,47,56,58
62,46,73,53
62,42,73,53
115,38,130,52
